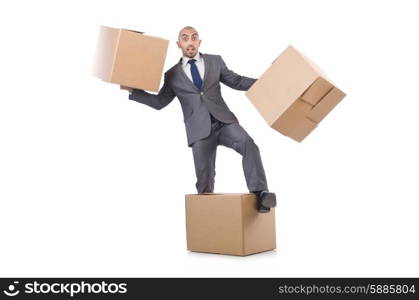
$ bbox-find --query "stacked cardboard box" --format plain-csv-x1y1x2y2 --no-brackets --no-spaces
93,25,169,92
185,193,276,256
246,45,346,142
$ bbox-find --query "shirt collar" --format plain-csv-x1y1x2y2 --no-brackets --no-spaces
182,52,203,67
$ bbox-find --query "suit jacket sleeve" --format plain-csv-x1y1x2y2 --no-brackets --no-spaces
128,74,176,110
219,56,257,91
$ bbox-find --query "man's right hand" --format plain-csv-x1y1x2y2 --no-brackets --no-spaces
120,85,134,93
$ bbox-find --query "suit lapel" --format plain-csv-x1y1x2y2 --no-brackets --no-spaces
201,53,209,91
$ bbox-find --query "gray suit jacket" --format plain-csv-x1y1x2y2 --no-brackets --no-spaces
129,53,257,147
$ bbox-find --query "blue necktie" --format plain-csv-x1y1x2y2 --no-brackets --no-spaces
188,59,203,90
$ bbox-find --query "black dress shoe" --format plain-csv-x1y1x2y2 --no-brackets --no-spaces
253,190,276,213
260,191,277,208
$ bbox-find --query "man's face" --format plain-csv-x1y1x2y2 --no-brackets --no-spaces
177,29,201,58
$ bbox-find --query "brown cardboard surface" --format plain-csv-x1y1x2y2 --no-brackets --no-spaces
286,117,318,142
272,98,313,136
93,26,120,82
93,26,169,92
307,87,346,123
301,77,334,106
246,45,320,125
185,193,276,256
246,45,346,142
241,194,277,254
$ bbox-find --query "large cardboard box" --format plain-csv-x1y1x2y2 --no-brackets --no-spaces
93,26,169,92
246,45,346,142
185,193,276,256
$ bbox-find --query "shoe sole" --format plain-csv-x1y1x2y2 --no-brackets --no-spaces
258,206,271,213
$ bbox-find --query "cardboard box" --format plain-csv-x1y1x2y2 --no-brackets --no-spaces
246,45,346,142
185,193,276,256
93,25,169,92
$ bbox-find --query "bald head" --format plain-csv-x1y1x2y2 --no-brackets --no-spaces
178,26,198,40
176,26,201,58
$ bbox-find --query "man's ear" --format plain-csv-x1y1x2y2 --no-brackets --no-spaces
176,41,180,48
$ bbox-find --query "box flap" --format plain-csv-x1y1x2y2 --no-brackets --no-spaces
307,87,346,123
301,77,334,106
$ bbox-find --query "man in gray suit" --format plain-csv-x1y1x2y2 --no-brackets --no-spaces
121,26,276,212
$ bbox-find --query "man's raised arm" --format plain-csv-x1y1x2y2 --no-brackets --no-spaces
122,74,176,110
219,56,257,91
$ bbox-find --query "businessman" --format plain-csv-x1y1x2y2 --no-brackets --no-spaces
121,26,276,213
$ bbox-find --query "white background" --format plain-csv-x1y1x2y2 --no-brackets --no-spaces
1,0,418,277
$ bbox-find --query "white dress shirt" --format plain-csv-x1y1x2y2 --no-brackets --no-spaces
181,52,205,82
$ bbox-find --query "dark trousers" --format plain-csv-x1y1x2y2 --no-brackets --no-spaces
191,115,269,193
